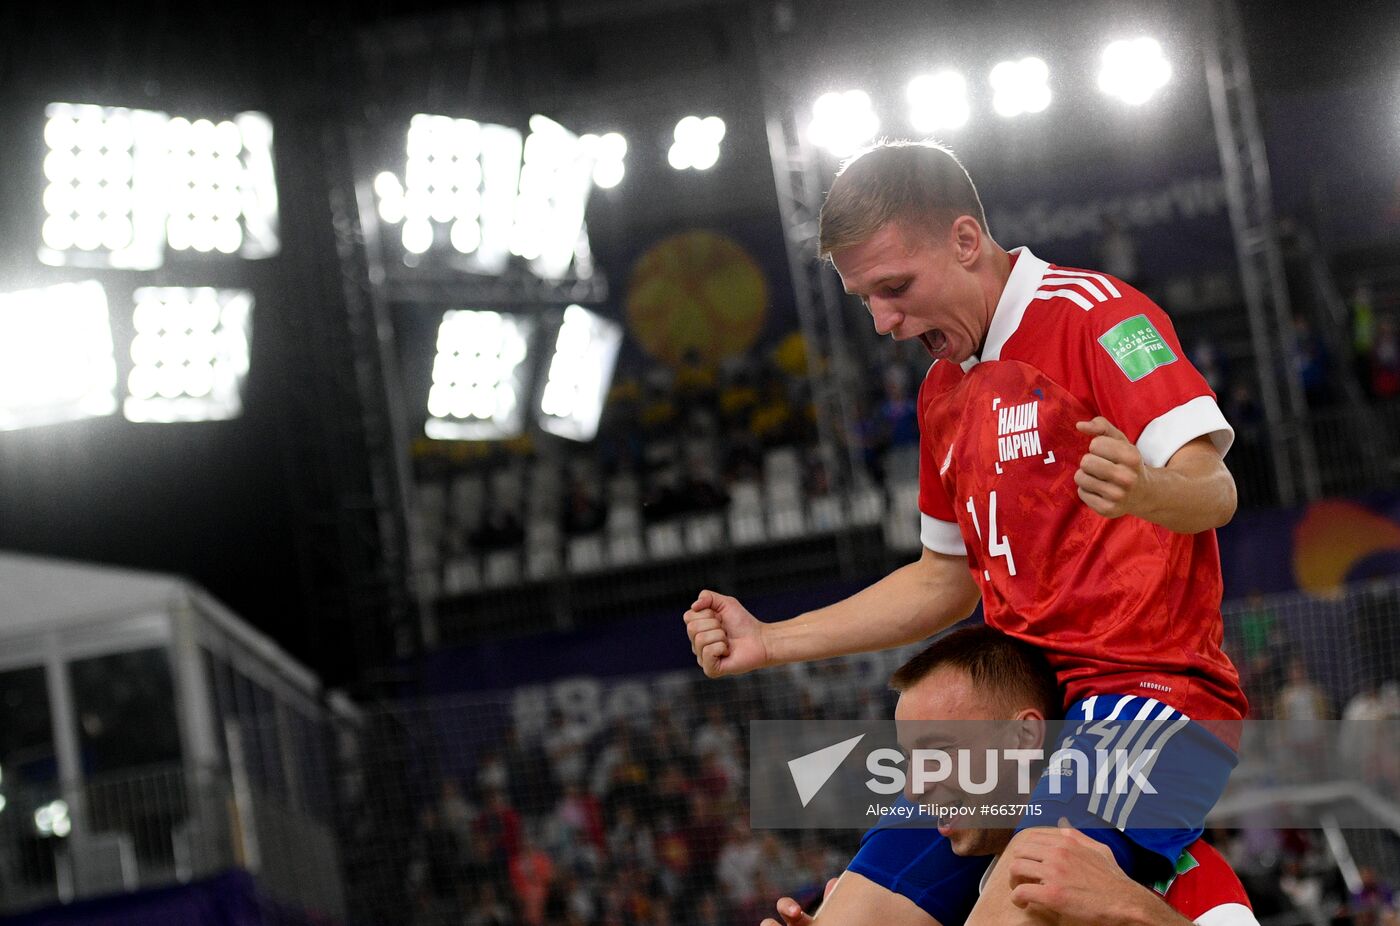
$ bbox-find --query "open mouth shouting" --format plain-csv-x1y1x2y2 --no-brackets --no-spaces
920,330,948,359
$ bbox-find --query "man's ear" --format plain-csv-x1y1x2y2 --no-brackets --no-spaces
1012,709,1046,750
951,215,982,267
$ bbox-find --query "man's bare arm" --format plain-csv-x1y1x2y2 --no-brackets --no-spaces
1075,422,1237,533
684,548,980,677
766,548,979,666
758,870,944,926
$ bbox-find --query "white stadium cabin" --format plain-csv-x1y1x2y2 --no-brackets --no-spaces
0,551,356,919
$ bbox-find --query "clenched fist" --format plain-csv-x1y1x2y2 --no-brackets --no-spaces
1074,416,1148,519
683,590,772,678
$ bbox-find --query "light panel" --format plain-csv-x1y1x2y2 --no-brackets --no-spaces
390,114,488,258
33,800,70,838
374,113,601,281
515,115,597,280
668,116,726,171
477,122,525,273
0,281,117,431
123,287,253,423
808,90,880,157
1098,38,1172,105
39,103,279,269
907,71,970,132
163,113,280,259
425,310,534,440
990,57,1052,117
233,112,280,259
537,304,622,442
584,131,628,188
40,103,167,270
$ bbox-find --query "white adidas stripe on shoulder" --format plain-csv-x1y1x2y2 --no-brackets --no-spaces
1032,267,1124,312
1041,275,1110,301
1047,267,1122,298
1033,288,1094,311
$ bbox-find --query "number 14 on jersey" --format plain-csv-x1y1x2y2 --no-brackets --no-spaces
966,492,1017,578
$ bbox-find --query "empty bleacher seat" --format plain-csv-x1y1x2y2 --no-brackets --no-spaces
763,448,806,538
883,481,922,552
567,534,607,573
442,554,482,595
606,531,645,566
483,550,521,588
849,483,886,527
727,481,766,546
684,513,725,553
646,522,686,560
808,495,844,532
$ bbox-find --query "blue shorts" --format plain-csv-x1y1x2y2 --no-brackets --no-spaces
1017,695,1238,879
848,796,990,926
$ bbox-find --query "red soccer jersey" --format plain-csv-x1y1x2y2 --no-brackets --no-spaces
917,248,1247,725
1159,839,1257,925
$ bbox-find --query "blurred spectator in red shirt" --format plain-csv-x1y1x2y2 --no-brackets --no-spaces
1369,314,1400,400
509,834,555,925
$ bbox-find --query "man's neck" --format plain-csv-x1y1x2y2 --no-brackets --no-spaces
975,244,1015,359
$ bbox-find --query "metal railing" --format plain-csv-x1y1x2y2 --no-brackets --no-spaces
0,762,344,920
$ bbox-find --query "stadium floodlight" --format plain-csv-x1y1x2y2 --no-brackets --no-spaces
1098,37,1172,105
123,287,253,423
231,112,280,258
39,103,279,268
515,115,596,280
375,114,598,280
477,122,525,273
40,102,168,270
585,132,627,188
163,117,244,255
374,171,405,224
808,90,880,157
537,304,623,441
907,71,970,132
399,113,487,260
668,116,726,171
425,310,535,440
0,281,117,431
33,800,70,838
990,57,1052,117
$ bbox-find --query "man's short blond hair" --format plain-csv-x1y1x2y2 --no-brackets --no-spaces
818,140,989,260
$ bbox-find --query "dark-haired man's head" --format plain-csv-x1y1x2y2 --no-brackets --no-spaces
890,624,1061,718
890,625,1062,857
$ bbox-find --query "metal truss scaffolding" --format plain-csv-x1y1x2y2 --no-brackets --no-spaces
272,51,430,693
751,1,870,577
1202,0,1321,505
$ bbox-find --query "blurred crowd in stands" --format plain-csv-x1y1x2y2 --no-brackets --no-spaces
401,696,852,926
1208,827,1400,926
390,580,1400,926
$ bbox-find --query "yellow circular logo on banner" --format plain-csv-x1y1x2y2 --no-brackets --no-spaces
626,231,768,367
